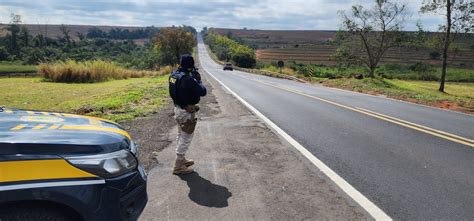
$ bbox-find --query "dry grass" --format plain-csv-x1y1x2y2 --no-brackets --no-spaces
38,60,171,83
261,66,299,77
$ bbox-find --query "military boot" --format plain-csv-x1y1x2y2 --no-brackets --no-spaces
173,159,194,175
183,158,194,167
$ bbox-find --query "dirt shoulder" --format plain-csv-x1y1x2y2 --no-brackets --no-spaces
121,102,176,171
134,68,368,220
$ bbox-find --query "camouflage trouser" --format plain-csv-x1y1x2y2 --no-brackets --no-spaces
174,105,199,155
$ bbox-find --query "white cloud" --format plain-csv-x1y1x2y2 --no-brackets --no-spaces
0,0,444,31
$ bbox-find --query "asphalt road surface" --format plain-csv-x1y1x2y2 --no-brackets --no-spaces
197,34,474,220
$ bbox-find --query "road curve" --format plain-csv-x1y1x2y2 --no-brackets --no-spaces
197,34,474,220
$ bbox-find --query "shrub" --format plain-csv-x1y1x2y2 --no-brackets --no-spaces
215,45,230,61
232,51,255,68
38,60,167,83
409,63,434,73
20,47,46,64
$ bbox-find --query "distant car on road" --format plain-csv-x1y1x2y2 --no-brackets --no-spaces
223,63,233,71
0,108,147,221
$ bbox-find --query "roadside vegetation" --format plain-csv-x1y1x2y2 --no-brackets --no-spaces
154,27,196,65
0,76,169,122
203,30,256,68
0,22,160,71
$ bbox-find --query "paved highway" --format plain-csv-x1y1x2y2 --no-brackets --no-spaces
197,34,474,220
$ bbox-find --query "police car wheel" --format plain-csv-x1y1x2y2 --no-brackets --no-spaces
0,203,81,221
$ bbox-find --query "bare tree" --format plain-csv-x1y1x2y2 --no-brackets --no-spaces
19,26,30,47
334,0,409,77
76,32,85,41
59,24,72,45
421,0,473,92
45,18,49,38
7,13,22,54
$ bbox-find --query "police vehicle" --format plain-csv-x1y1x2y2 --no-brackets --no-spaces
0,107,147,221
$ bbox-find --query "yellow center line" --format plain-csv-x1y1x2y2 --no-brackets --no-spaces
239,75,474,148
26,111,35,115
53,113,62,117
5,110,13,114
357,107,474,144
41,112,50,116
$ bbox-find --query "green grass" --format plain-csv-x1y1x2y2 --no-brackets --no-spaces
0,63,37,74
389,80,474,99
0,76,169,122
323,78,474,112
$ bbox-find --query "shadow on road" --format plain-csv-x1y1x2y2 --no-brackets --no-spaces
178,172,232,208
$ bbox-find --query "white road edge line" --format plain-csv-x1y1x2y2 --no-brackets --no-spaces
200,55,392,221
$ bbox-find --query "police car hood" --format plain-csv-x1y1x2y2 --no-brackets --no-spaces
0,108,131,155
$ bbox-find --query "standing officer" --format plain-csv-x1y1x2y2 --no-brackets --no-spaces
169,54,207,175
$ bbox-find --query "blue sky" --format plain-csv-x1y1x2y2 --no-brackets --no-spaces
0,0,443,31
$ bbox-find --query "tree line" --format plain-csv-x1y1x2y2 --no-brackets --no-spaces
0,13,197,70
86,26,160,40
203,30,256,68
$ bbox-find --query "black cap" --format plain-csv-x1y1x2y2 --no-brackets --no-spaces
180,54,195,69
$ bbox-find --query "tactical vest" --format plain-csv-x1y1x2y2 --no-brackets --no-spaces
169,70,186,107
